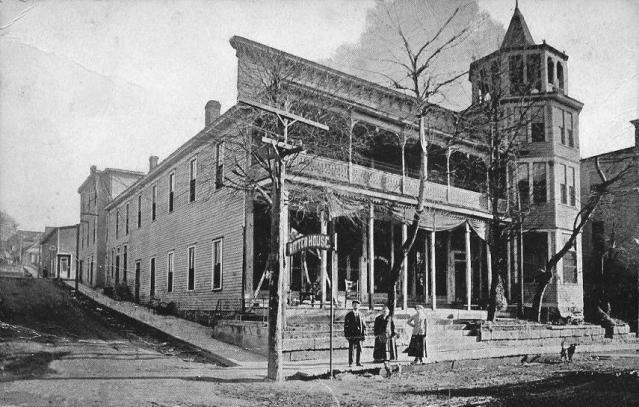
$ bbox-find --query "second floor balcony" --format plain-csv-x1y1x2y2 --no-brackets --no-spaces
292,155,496,216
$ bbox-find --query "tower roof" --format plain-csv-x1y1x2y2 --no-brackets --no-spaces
501,3,535,49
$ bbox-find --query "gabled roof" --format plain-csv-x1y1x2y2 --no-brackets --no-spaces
501,4,535,49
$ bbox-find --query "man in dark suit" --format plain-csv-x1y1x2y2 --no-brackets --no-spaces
344,299,366,367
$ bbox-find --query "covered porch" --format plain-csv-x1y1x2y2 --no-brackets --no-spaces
246,196,521,312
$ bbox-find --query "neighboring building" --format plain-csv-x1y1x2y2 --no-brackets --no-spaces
102,6,584,318
77,166,144,288
40,225,78,280
581,120,639,328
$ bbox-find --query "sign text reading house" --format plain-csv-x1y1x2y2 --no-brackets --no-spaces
286,234,332,256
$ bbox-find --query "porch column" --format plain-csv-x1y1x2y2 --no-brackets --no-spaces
368,202,375,310
423,234,429,304
359,228,368,302
478,242,484,301
430,230,436,310
506,239,512,300
331,219,338,307
401,223,408,310
465,222,472,311
486,243,493,291
320,210,327,308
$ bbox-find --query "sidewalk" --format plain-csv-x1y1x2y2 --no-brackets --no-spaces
66,282,639,380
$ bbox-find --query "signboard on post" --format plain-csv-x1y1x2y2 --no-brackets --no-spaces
286,234,332,256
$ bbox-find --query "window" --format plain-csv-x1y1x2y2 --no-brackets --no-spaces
562,235,577,283
557,62,564,90
569,167,576,206
517,163,530,207
125,203,129,235
523,232,548,282
93,219,96,244
560,164,567,204
137,194,142,228
167,252,174,293
123,245,128,282
188,246,195,291
531,108,545,142
215,144,224,189
532,162,547,203
116,209,120,239
558,109,566,145
111,250,114,282
90,256,94,285
509,54,524,94
547,58,554,86
566,111,574,147
526,54,541,92
189,158,197,202
150,257,156,297
115,250,120,284
152,185,157,221
212,238,223,290
168,173,175,212
106,212,109,242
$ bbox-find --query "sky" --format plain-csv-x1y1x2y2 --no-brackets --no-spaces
0,0,637,231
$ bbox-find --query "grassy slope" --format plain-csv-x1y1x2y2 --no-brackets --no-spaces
0,277,121,340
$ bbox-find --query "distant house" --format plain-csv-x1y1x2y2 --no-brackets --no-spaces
4,230,42,266
40,225,78,280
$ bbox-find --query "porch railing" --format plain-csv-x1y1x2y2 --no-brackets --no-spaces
294,155,493,214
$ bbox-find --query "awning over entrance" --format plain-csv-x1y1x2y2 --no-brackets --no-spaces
391,206,489,240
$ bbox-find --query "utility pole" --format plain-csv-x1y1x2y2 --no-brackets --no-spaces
238,98,328,382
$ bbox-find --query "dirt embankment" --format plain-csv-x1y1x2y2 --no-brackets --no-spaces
0,277,220,367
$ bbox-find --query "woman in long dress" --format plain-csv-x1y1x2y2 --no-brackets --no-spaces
406,304,427,364
373,304,397,377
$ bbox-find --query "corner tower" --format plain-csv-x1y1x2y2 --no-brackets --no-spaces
469,3,585,317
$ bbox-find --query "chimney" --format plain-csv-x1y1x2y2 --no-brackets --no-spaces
631,119,639,148
149,156,159,172
205,100,221,126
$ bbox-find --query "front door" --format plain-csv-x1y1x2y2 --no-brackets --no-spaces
134,261,141,303
57,255,71,279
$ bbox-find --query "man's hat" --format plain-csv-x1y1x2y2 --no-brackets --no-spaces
352,299,361,305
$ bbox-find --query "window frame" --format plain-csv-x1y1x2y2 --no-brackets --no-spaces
150,257,156,297
168,172,175,213
211,238,223,291
560,164,567,204
562,234,578,284
189,157,197,202
215,143,224,189
187,245,196,291
532,162,547,204
125,202,129,235
167,251,174,293
137,194,142,228
152,184,157,221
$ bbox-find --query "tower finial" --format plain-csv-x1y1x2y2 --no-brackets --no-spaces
515,0,519,9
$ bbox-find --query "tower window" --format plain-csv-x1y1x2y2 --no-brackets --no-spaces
557,62,564,90
566,112,574,147
547,58,554,87
531,108,545,142
509,55,524,95
517,163,530,208
526,54,541,92
560,164,567,204
532,162,547,203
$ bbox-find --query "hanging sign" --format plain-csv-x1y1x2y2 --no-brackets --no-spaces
286,234,332,256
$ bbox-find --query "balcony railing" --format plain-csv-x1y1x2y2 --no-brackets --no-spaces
293,155,493,214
